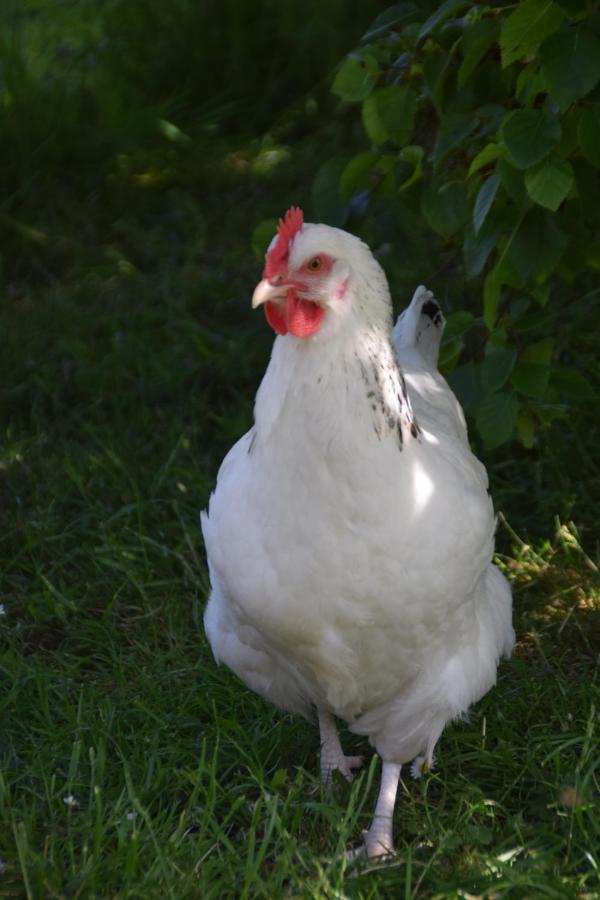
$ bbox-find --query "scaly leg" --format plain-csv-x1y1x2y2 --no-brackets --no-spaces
347,761,401,861
317,708,363,790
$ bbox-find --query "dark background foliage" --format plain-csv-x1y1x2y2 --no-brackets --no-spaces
321,0,600,454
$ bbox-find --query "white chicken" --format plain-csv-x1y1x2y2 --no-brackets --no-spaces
201,207,514,859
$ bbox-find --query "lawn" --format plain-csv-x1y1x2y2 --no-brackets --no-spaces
1,1,599,897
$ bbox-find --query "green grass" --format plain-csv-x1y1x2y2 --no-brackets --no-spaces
1,0,599,896
1,479,599,898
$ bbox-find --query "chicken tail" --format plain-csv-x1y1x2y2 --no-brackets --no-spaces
392,286,444,369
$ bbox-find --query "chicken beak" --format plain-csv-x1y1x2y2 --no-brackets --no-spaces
251,278,285,309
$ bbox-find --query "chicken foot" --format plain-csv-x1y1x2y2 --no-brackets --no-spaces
317,708,363,790
346,761,401,862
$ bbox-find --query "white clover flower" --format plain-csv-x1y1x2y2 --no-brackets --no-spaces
63,794,79,809
126,811,135,821
0,605,6,617
410,755,434,780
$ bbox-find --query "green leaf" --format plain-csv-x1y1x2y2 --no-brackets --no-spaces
311,158,348,227
515,62,547,104
421,180,469,239
418,0,469,41
496,158,527,202
362,2,418,42
332,52,379,102
251,218,278,260
482,340,517,393
511,338,553,397
463,220,499,279
483,271,502,330
555,0,586,14
362,86,418,146
340,152,379,201
531,282,551,306
477,103,506,134
551,367,594,399
540,29,600,108
524,337,554,366
398,145,424,192
511,364,549,398
438,337,463,372
525,157,574,210
439,313,475,374
578,106,600,168
437,318,473,374
371,156,398,196
555,105,584,157
473,174,500,233
500,0,564,68
423,54,451,112
447,361,483,412
444,311,475,341
508,296,532,324
500,109,561,169
516,410,536,448
432,113,479,167
459,19,500,87
468,142,501,178
363,95,387,144
493,255,522,292
476,391,518,448
506,210,567,283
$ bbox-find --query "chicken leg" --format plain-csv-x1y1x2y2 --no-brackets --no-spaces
317,708,363,790
347,761,401,861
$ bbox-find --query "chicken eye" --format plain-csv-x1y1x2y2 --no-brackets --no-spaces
307,257,323,271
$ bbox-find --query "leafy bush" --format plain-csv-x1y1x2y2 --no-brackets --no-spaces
322,0,599,448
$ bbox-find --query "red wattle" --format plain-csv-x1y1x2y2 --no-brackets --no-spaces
264,301,288,335
264,291,324,338
285,290,324,337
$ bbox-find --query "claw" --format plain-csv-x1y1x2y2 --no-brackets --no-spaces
321,754,363,790
318,708,364,791
344,829,397,866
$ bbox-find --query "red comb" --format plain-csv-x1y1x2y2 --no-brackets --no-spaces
264,206,304,279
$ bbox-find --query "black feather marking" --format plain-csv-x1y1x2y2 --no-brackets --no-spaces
422,299,442,324
361,336,421,450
